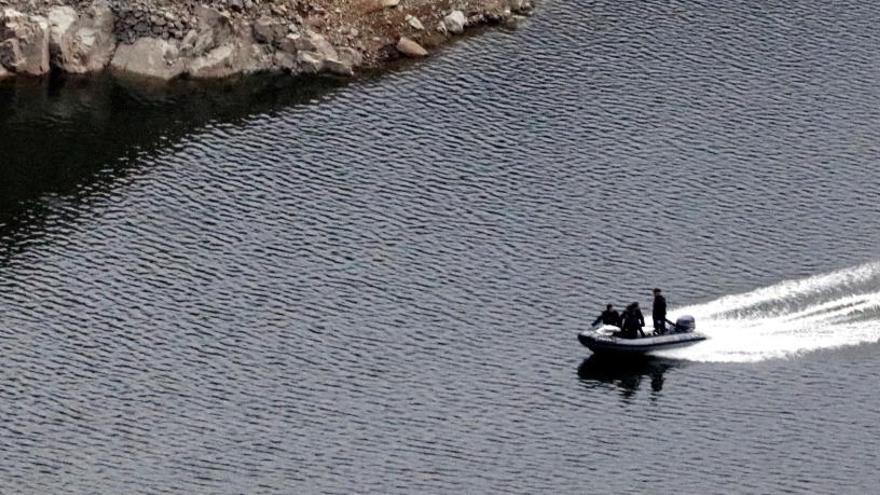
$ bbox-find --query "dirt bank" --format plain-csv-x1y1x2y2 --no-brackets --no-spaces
0,0,534,81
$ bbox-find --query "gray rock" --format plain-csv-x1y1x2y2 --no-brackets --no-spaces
178,28,197,56
279,30,340,74
296,50,322,73
110,36,183,80
0,9,50,76
50,2,117,73
194,5,227,29
237,39,273,74
192,29,215,56
273,50,296,71
278,33,298,54
187,36,271,78
252,16,272,43
406,15,424,31
443,10,466,34
192,5,232,55
0,62,10,78
396,36,427,57
336,46,363,68
0,39,22,73
467,14,485,25
504,14,527,29
253,15,285,45
186,43,235,78
276,30,350,76
509,0,533,13
228,0,244,13
324,57,353,76
47,6,77,54
293,30,337,60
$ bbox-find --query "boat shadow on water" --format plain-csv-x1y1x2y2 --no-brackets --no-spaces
576,354,684,396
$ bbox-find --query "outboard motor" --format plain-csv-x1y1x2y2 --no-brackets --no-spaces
675,315,696,333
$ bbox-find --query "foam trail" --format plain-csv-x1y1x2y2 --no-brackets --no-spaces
655,262,880,362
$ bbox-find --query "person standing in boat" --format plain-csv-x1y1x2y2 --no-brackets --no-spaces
652,288,667,335
620,302,646,338
592,304,621,328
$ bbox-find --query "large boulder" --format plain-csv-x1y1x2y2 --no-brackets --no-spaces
292,45,361,77
337,47,363,69
47,6,77,53
280,30,344,75
396,37,427,57
0,39,22,73
186,29,272,80
237,39,273,74
443,10,467,34
49,2,116,73
284,30,337,60
110,37,184,80
324,57,353,76
296,50,323,73
273,50,296,72
0,9,50,76
187,43,236,78
178,29,199,58
252,15,287,45
191,5,233,56
186,39,270,79
277,33,300,55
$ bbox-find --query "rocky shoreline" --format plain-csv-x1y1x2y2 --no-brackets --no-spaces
0,0,534,82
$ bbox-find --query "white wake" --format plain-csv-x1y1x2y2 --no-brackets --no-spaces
655,262,880,362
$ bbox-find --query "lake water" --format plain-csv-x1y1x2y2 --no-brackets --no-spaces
2,0,880,493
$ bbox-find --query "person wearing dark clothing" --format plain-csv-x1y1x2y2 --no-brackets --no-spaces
592,304,621,327
652,288,667,334
620,302,646,339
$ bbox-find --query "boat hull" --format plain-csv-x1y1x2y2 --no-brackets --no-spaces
578,329,707,355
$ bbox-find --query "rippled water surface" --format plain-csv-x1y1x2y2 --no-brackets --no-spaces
2,0,880,493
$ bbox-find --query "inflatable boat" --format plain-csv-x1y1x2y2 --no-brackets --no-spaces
578,315,707,355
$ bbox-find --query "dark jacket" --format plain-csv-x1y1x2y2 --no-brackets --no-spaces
593,309,621,327
622,307,645,331
653,295,667,319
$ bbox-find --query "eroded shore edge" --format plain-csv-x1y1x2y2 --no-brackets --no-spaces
0,0,535,82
